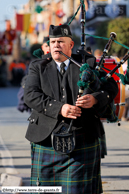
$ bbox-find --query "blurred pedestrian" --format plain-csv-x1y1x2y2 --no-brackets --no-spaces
41,36,50,55
122,80,129,121
86,46,92,54
17,56,31,113
9,59,26,86
33,36,50,59
94,49,103,59
0,47,7,87
94,48,107,158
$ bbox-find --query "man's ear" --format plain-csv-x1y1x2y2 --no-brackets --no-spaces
70,41,74,49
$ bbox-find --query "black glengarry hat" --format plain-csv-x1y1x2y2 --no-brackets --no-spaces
43,36,49,43
49,24,72,39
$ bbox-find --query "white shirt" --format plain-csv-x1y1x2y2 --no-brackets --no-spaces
55,59,70,72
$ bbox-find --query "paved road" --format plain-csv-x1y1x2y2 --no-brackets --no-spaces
0,87,129,193
101,121,129,194
0,87,31,187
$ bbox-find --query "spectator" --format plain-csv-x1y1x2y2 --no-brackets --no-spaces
86,46,92,54
0,51,7,87
41,36,50,55
9,59,26,86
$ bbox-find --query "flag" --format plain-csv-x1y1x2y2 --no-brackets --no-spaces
16,13,31,32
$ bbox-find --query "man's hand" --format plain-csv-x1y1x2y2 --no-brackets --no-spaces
60,104,82,119
75,94,98,109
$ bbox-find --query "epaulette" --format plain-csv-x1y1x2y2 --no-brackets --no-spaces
41,53,52,59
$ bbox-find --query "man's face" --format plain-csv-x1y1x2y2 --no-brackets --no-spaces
50,37,74,62
41,42,50,55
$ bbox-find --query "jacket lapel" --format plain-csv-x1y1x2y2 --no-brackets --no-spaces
46,60,60,101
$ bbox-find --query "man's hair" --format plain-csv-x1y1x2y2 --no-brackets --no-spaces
86,46,92,53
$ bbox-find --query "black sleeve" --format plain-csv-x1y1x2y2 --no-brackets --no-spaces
92,69,118,110
24,59,64,119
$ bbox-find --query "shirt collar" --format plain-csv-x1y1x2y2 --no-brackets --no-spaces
55,59,70,72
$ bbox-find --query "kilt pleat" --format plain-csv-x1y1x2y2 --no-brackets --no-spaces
30,131,103,194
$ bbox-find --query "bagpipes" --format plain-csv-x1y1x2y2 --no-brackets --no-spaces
52,0,129,154
60,38,129,122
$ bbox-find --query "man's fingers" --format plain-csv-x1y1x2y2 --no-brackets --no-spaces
76,99,92,108
60,104,82,118
68,112,81,117
67,115,77,119
76,100,88,106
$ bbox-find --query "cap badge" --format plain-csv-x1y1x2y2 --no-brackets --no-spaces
61,28,68,36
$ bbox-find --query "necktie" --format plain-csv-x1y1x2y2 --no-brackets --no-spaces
60,62,66,76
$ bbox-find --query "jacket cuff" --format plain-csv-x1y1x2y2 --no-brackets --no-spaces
92,90,110,110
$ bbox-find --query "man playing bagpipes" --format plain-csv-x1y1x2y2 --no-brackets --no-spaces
24,24,118,194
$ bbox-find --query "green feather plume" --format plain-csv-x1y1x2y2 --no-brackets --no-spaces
33,48,43,59
80,63,89,72
77,80,89,88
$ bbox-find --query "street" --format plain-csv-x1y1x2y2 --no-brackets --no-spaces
101,122,129,194
0,87,31,187
0,87,129,194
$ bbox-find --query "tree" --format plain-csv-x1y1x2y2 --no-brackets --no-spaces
96,17,129,57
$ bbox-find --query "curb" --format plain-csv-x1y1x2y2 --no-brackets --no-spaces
0,173,22,194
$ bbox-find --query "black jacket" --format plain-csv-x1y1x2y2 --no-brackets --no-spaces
24,55,118,143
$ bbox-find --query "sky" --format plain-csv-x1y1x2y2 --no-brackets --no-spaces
0,0,29,32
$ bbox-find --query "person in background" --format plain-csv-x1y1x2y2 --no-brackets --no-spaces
122,67,129,121
33,36,50,59
41,36,50,55
0,47,7,87
24,24,118,194
86,46,92,54
94,48,108,158
9,59,26,86
17,56,31,113
9,59,17,72
94,49,103,59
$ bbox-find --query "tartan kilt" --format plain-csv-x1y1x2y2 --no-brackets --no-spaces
30,130,103,194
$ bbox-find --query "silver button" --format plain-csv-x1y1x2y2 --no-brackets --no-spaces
30,119,33,123
54,100,56,101
101,91,104,93
62,120,64,122
62,88,65,91
107,95,109,98
62,96,65,98
49,104,52,106
44,109,47,111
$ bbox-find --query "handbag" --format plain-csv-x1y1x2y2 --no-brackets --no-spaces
51,121,76,154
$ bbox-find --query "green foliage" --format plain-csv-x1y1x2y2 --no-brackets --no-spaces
96,20,110,51
96,17,129,57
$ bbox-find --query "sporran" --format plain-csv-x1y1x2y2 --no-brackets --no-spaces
51,122,76,154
